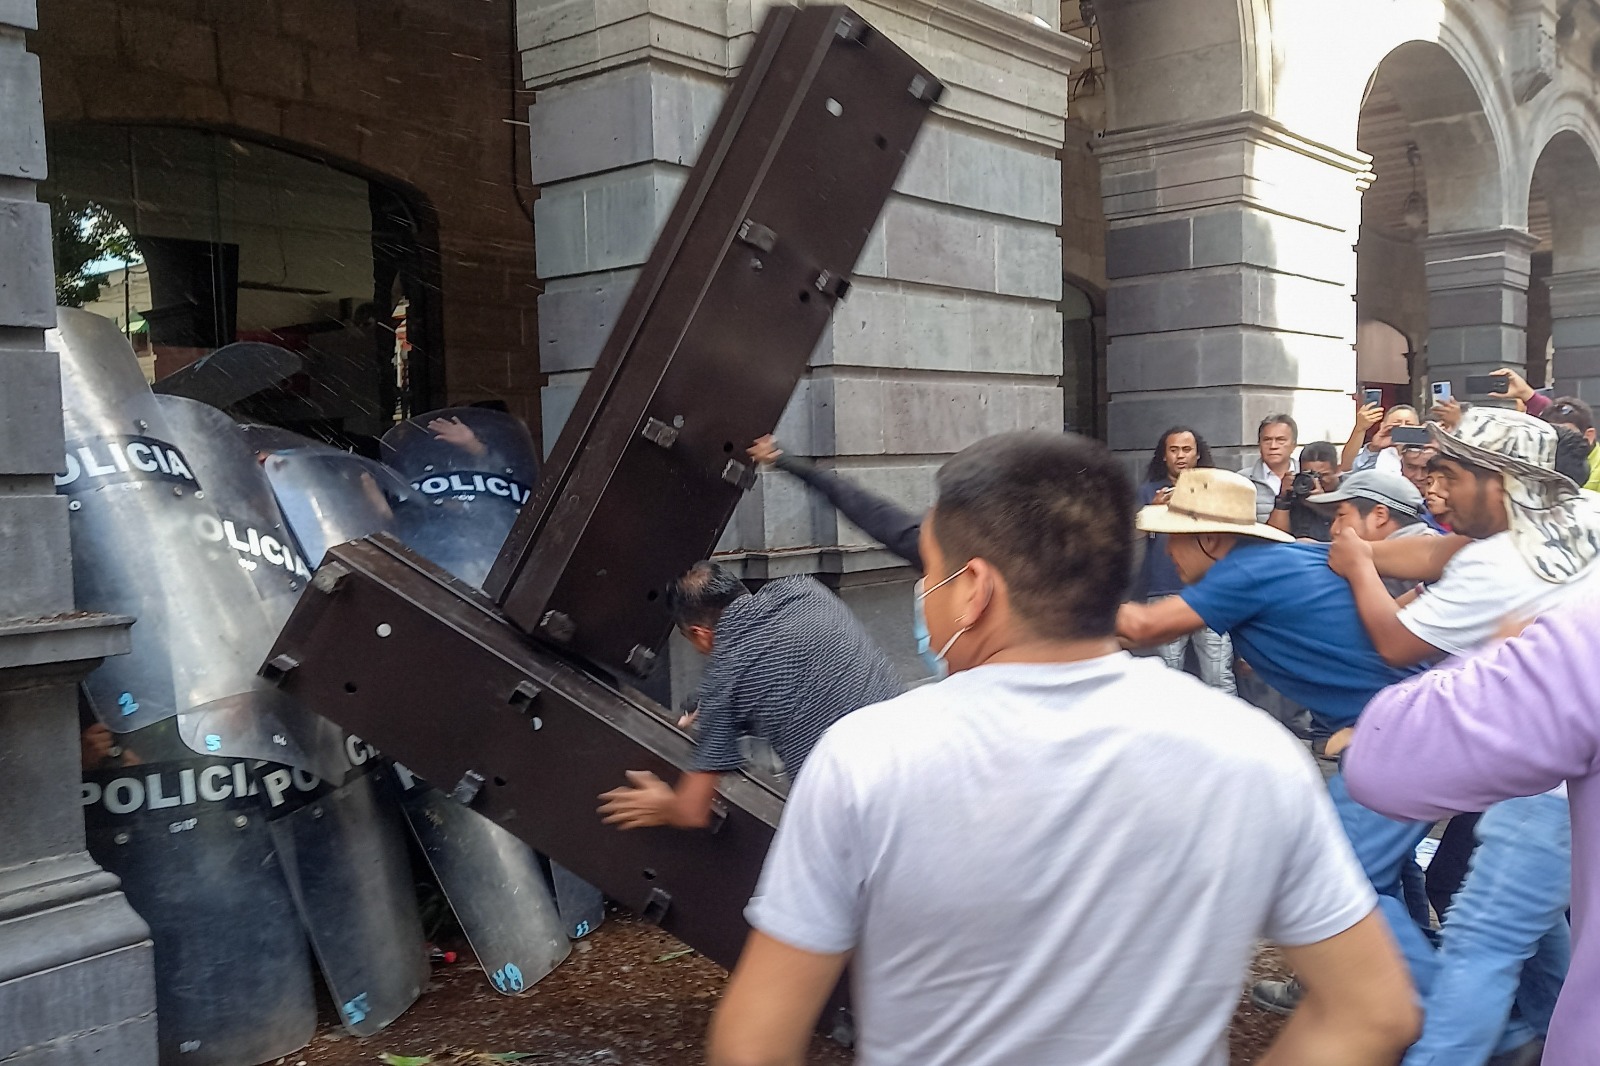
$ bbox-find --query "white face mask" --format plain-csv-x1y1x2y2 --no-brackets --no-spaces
915,565,972,675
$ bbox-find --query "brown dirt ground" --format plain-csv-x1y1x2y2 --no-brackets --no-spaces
286,909,1288,1066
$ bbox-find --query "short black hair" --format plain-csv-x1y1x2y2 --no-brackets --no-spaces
1144,425,1215,483
930,432,1131,641
1349,496,1421,527
1553,425,1591,485
1259,414,1298,442
1300,441,1339,467
667,561,749,629
1546,396,1595,436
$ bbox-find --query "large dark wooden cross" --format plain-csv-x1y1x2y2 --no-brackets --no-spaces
263,6,937,973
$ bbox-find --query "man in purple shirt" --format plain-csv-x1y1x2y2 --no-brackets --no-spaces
1345,599,1600,1065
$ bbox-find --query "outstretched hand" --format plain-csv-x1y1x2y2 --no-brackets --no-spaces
428,416,487,456
597,770,675,830
1354,402,1383,433
748,435,784,466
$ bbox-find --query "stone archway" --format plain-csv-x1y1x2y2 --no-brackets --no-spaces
1355,38,1521,402
1529,129,1600,399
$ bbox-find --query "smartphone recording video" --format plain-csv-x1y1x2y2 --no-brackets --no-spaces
1390,426,1432,446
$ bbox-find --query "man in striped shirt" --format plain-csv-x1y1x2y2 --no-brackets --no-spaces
597,561,903,831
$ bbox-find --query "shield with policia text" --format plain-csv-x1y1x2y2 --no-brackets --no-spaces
81,719,318,1066
380,407,540,587
53,308,299,735
153,394,351,782
392,763,571,995
262,757,430,1036
262,444,420,568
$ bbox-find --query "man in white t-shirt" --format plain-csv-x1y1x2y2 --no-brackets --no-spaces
1328,406,1600,1065
707,431,1419,1066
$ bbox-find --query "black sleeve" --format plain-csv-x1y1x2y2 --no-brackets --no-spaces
773,454,924,571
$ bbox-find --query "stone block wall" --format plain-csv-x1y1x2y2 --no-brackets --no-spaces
521,0,1085,679
0,6,156,1063
31,0,543,428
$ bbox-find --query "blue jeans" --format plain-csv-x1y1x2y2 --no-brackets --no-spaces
1403,791,1572,1066
1328,770,1437,995
1155,624,1235,695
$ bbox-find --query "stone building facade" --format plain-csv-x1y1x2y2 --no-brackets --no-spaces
6,0,1600,1055
518,0,1600,671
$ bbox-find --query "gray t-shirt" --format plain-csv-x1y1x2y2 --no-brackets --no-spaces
747,654,1375,1066
690,576,902,776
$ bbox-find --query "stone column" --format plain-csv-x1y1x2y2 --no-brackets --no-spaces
1098,115,1370,470
0,6,156,1063
520,0,1084,679
1547,269,1600,403
1421,228,1539,398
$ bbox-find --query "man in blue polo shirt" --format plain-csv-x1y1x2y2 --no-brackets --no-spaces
1117,467,1433,995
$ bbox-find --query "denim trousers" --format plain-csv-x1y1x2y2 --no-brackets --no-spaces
1403,791,1572,1066
1327,770,1438,995
1154,625,1236,695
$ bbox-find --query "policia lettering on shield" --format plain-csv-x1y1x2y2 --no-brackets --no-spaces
596,561,903,830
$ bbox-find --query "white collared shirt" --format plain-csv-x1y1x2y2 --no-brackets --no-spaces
1239,456,1299,524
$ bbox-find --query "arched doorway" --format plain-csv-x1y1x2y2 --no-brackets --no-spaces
1528,130,1600,400
42,123,443,451
1355,40,1516,406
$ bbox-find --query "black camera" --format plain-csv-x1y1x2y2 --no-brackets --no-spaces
1290,471,1321,497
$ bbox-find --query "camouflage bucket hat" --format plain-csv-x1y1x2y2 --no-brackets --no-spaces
1432,407,1600,583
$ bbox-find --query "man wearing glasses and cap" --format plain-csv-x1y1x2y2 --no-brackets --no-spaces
1329,406,1600,1066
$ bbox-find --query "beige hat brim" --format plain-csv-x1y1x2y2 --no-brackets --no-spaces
1136,504,1295,543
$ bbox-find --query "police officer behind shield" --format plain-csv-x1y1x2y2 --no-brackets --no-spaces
596,561,903,830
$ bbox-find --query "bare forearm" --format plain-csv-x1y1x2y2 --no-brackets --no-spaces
1368,534,1467,582
670,771,720,828
1340,434,1364,472
1116,599,1202,648
1258,999,1411,1066
1267,506,1291,534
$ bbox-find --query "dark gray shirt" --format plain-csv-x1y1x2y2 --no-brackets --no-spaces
691,575,904,776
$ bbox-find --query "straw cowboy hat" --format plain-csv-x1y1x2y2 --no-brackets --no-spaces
1432,406,1600,583
1136,468,1293,543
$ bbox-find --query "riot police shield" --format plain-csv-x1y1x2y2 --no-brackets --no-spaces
549,860,607,940
264,765,429,1036
150,396,350,781
392,764,570,994
151,340,302,408
380,408,539,587
238,421,323,460
53,308,293,735
82,724,317,1066
262,447,418,567
152,396,312,615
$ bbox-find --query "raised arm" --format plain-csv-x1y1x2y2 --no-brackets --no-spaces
1341,403,1383,472
752,437,924,570
1345,600,1600,822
